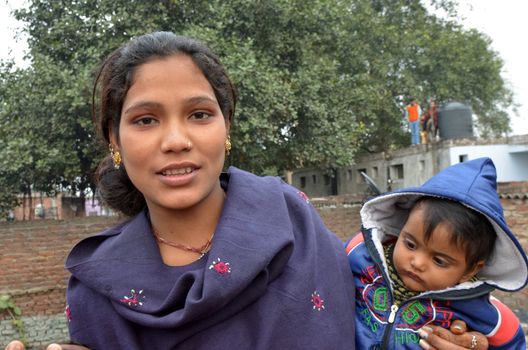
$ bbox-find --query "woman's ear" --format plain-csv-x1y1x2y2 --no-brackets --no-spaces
108,123,119,148
460,260,485,283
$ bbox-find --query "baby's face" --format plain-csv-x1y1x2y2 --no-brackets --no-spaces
392,207,479,292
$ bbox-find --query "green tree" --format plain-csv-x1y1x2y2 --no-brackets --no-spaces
336,0,514,153
0,0,516,213
0,57,100,217
9,0,365,177
413,25,514,138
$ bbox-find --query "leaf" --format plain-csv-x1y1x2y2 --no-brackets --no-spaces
13,306,22,316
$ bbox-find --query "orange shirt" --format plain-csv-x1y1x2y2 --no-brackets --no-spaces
406,104,420,122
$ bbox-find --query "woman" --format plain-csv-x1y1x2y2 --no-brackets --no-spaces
6,32,487,350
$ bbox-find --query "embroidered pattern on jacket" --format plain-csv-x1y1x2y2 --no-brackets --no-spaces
311,291,325,311
120,289,145,307
209,258,231,274
357,263,454,344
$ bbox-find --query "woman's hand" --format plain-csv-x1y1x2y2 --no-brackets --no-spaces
418,320,488,350
4,341,24,350
5,341,90,350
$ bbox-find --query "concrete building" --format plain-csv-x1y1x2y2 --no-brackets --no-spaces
289,168,338,197
291,134,528,198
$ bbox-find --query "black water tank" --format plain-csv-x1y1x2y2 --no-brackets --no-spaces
438,102,473,139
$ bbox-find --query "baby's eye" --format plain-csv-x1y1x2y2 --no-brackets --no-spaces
404,238,416,250
433,256,450,268
191,112,212,120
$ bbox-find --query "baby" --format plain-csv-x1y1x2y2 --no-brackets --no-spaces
346,157,527,349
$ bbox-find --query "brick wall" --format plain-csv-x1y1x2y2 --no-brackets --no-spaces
493,196,528,328
0,217,119,349
0,194,527,348
312,197,364,240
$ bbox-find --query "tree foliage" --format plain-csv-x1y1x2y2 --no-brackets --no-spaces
0,0,515,215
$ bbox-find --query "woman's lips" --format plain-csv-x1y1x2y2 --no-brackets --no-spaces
156,165,200,187
160,166,195,176
157,161,199,174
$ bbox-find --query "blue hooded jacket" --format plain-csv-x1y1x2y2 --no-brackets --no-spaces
347,157,528,349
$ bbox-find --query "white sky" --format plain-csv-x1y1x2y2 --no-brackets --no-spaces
1,0,28,67
1,0,527,135
455,0,528,135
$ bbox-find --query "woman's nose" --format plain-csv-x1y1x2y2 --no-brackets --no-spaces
160,121,191,152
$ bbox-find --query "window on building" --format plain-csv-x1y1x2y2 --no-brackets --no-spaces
347,169,352,181
312,174,317,184
357,168,367,183
300,176,306,188
419,160,425,171
459,154,468,163
372,166,379,178
390,164,404,179
324,174,330,186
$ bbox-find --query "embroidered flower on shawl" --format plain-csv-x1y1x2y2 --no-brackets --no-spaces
65,304,72,322
311,291,325,311
297,191,310,203
209,258,231,274
120,289,145,307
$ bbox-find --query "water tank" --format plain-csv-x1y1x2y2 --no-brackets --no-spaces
438,101,473,139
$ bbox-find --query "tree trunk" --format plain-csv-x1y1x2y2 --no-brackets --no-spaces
28,187,34,220
22,192,27,221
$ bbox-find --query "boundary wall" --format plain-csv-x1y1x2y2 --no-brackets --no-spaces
1,194,526,348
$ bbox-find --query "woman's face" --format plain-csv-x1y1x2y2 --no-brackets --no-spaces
112,54,229,214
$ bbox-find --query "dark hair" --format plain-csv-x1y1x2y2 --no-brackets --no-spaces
415,197,496,272
92,32,237,216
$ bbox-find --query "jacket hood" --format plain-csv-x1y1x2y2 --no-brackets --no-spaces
361,157,528,292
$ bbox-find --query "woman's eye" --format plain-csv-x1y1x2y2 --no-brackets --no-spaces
135,117,157,126
191,112,212,120
433,257,449,268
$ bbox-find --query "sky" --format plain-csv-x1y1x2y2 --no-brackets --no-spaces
454,0,528,135
1,0,527,135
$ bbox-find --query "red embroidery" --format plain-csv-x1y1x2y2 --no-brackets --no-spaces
120,289,145,307
65,304,72,322
209,258,231,274
298,191,310,203
311,291,325,311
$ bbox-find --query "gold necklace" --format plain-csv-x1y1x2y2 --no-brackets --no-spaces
152,227,214,256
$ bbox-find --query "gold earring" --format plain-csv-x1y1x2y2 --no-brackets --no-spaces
225,136,232,155
109,144,122,169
